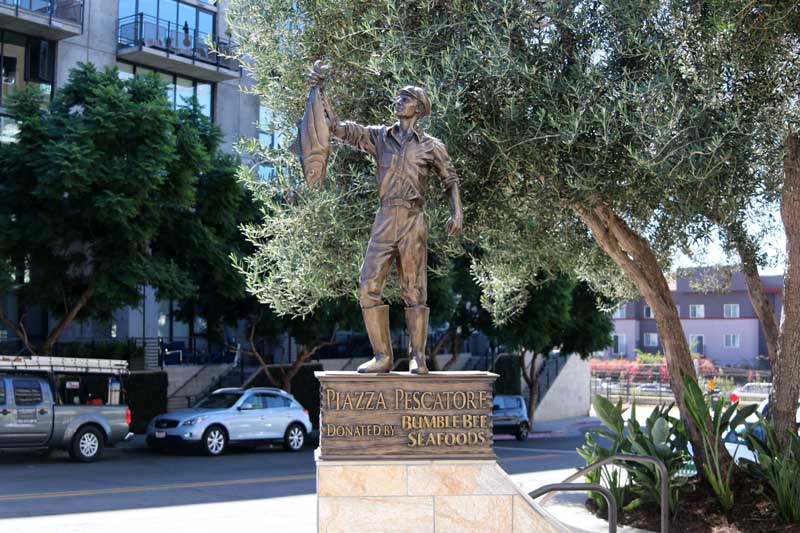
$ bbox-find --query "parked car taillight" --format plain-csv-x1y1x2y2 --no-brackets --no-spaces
125,408,132,426
729,393,739,403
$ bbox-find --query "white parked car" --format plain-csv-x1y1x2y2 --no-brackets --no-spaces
146,387,313,456
729,382,771,403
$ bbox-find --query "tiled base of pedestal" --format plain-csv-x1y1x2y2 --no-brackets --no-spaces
317,459,567,533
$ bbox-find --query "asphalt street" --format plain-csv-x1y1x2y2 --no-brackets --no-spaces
0,434,590,532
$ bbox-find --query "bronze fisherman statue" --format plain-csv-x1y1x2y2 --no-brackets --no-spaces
292,62,463,375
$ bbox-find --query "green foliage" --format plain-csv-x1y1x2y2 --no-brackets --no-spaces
249,363,323,428
0,64,211,350
682,376,758,512
493,354,521,395
741,417,800,524
125,371,168,434
580,396,690,515
152,101,261,346
635,350,664,365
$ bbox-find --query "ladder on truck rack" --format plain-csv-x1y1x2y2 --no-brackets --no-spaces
0,355,129,375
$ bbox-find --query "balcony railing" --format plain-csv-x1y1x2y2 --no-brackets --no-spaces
117,13,240,74
0,0,84,28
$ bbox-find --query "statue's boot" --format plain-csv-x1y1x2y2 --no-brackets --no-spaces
357,305,393,373
406,306,430,375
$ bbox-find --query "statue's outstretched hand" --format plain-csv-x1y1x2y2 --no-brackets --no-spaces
308,60,332,87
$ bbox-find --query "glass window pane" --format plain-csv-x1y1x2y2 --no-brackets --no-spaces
159,72,175,107
118,0,136,18
136,66,154,77
175,76,193,109
196,82,212,118
158,0,178,50
160,0,177,24
2,31,26,104
198,10,214,37
139,0,158,17
116,61,134,81
13,379,43,405
178,2,197,52
0,380,5,405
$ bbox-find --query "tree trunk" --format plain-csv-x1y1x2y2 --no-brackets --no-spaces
774,131,800,442
725,220,779,361
527,353,538,427
39,284,95,356
572,199,726,475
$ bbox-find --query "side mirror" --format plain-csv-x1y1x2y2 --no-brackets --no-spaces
238,403,254,411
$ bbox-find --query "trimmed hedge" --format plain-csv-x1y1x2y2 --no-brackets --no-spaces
250,363,324,428
494,354,522,395
125,371,168,433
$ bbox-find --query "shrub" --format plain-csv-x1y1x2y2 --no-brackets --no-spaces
494,354,521,395
125,371,168,433
579,396,691,516
682,376,757,512
741,418,800,524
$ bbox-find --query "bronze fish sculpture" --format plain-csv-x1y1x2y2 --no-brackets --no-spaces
290,61,335,188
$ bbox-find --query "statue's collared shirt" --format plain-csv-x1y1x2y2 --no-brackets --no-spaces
338,121,458,205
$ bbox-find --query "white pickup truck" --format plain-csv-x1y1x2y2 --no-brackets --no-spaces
0,355,132,461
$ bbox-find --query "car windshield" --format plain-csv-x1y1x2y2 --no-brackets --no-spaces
194,392,243,409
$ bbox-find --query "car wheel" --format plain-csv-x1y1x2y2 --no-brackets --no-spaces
202,425,227,456
69,426,104,462
516,422,529,441
283,423,306,452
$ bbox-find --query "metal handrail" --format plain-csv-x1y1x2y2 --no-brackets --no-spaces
117,13,240,73
539,453,669,533
1,0,84,28
529,483,617,533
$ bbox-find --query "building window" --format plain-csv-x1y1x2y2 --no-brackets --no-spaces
0,30,54,143
115,62,213,119
724,334,740,348
258,104,284,180
643,333,658,347
643,305,654,319
611,334,626,356
724,303,740,319
611,305,626,319
689,334,705,355
689,305,705,319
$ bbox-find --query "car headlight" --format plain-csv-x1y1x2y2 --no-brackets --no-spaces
182,416,209,426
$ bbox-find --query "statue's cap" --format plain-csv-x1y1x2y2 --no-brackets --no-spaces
399,86,431,118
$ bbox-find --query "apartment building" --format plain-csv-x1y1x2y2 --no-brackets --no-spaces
0,0,264,352
606,272,783,367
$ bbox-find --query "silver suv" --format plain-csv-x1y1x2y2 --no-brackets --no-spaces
146,387,313,456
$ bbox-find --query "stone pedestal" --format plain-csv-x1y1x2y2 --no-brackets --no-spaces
314,372,567,532
317,458,565,533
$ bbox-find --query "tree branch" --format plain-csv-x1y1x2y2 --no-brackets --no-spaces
39,283,95,356
0,303,36,355
247,309,281,388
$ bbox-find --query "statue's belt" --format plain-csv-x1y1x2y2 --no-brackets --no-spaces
381,198,424,210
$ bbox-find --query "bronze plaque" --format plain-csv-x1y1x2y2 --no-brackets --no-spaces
316,371,497,460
